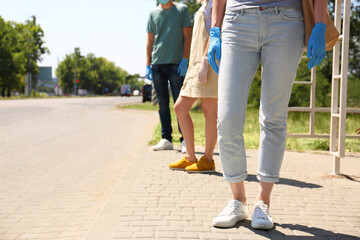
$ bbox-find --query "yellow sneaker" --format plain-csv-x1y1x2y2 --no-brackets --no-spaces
169,157,197,171
185,156,215,173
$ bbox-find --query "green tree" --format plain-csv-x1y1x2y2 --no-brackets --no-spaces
57,48,134,95
126,74,145,92
0,16,48,97
57,47,85,94
0,17,19,97
57,53,75,94
347,0,360,107
25,16,50,93
78,53,98,92
174,0,202,19
322,0,360,107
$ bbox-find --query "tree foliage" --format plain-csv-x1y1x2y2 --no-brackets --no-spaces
0,16,49,97
57,48,144,95
173,0,202,20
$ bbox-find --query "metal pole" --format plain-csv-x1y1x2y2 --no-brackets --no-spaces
309,67,316,135
330,0,351,175
74,61,77,95
29,72,32,97
27,40,32,97
330,0,341,156
338,0,351,158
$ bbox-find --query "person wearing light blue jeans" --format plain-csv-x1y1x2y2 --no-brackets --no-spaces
208,0,329,229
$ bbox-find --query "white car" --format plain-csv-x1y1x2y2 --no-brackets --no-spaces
133,90,140,96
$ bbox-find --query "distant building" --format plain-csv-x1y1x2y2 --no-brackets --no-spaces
38,67,58,89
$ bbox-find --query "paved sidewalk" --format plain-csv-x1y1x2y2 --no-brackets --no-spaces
1,99,359,240
90,137,360,239
0,98,157,240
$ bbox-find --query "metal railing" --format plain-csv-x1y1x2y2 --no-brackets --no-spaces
287,0,358,175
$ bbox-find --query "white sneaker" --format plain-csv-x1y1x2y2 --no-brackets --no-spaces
181,140,187,153
251,201,274,229
152,139,173,151
213,200,248,228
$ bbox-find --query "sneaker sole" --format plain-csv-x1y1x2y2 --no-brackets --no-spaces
213,215,247,228
153,147,173,151
251,222,274,230
169,167,186,171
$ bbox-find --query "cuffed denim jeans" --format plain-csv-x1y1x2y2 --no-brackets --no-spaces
152,64,184,143
218,7,304,183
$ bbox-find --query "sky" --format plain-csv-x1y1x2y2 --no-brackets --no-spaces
0,0,157,78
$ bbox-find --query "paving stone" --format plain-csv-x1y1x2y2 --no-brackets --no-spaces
228,234,270,240
0,97,154,240
177,232,200,239
200,232,229,239
2,98,360,240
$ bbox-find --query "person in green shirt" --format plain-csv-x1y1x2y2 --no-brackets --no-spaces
146,0,192,152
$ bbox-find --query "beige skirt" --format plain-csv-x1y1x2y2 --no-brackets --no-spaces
180,11,218,99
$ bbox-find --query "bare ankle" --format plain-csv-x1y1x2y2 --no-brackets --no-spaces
185,156,196,162
255,198,270,207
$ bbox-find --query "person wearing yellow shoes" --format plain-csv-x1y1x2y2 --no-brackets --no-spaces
169,0,218,173
169,156,197,171
185,156,215,173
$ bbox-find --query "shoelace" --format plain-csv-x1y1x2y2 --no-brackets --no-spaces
220,202,240,216
253,205,269,220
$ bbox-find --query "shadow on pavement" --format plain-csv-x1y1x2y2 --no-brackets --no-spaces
187,171,223,177
228,220,360,240
322,173,360,183
247,174,323,189
192,172,323,189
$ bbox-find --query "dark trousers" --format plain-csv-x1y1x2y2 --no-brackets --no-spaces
152,64,184,143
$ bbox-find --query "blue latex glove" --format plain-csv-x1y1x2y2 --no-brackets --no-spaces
207,27,221,73
146,65,153,80
177,58,188,77
307,22,327,69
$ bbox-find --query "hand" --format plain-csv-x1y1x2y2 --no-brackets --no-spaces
146,65,153,80
177,58,188,77
307,22,327,69
207,27,221,73
198,56,208,84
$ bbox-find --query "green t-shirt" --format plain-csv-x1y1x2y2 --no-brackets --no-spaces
147,3,192,65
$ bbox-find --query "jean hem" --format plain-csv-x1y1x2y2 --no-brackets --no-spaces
257,172,279,183
223,171,248,183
